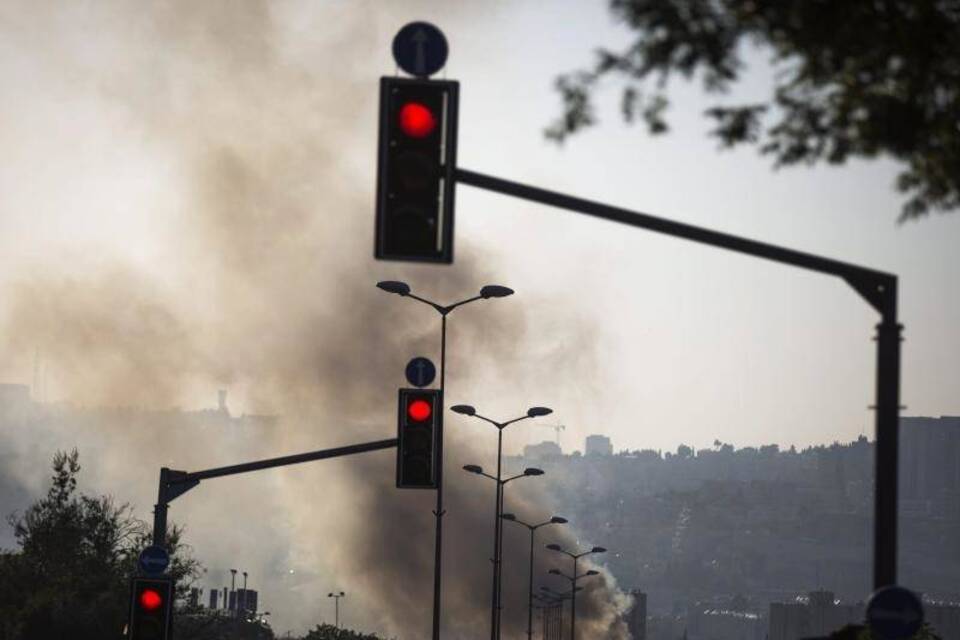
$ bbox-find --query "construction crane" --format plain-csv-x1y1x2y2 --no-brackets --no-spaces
535,423,565,447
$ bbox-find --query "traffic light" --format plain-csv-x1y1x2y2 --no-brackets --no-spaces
128,576,173,640
375,76,459,263
397,387,442,488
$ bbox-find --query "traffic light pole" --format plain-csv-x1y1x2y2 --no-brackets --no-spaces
151,438,398,549
432,313,448,640
454,167,902,589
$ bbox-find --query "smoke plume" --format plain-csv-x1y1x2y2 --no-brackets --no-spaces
0,2,631,637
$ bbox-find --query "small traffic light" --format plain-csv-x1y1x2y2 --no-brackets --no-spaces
128,576,173,640
375,76,459,263
397,388,442,488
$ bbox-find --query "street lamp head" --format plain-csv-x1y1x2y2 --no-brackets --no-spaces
480,285,514,299
546,544,563,552
327,593,333,597
526,406,553,418
500,513,517,521
550,516,568,524
463,464,483,474
451,404,476,416
523,467,545,476
376,280,410,296
548,568,562,576
591,546,607,554
586,570,599,576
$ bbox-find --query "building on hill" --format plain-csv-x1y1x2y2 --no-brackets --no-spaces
768,591,862,640
524,440,562,459
585,434,613,456
624,590,647,640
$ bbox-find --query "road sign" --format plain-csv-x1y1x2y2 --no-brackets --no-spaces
405,357,437,388
392,22,448,78
138,545,170,575
867,586,923,640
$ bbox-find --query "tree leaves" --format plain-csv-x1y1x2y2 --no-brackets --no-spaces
549,0,960,221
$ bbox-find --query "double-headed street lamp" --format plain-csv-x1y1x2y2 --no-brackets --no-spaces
545,544,606,640
501,513,568,640
462,459,548,640
376,281,513,640
327,591,345,628
454,404,552,640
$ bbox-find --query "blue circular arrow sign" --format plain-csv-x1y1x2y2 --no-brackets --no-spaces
139,545,170,575
392,22,448,78
867,586,923,640
405,357,437,388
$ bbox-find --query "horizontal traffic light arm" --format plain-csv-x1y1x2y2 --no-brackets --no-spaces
163,438,399,493
153,438,399,546
453,166,901,590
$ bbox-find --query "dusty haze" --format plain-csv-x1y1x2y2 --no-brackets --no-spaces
0,1,631,637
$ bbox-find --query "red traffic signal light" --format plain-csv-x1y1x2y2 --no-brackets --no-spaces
375,77,459,263
129,576,173,640
399,102,437,138
140,588,163,611
397,388,442,488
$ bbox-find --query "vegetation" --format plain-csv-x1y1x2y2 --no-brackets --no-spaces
297,624,391,640
547,0,960,221
0,449,202,640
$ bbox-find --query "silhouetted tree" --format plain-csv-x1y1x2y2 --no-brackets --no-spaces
0,449,201,640
547,1,960,221
299,624,389,640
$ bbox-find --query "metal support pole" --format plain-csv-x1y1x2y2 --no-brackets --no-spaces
152,467,170,548
571,557,578,640
432,313,448,640
490,428,504,640
528,530,535,640
874,284,902,588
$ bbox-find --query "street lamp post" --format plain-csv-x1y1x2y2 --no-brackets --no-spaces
540,586,582,640
229,569,238,619
377,281,514,640
545,545,606,640
241,571,248,619
462,460,549,640
454,404,553,640
501,513,567,640
327,592,345,628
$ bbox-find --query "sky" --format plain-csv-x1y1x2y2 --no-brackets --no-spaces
0,1,957,636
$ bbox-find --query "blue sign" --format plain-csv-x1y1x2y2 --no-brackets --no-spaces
392,22,448,78
867,586,923,640
139,545,170,575
405,357,436,388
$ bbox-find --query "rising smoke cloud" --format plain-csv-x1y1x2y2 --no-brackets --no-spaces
0,2,631,637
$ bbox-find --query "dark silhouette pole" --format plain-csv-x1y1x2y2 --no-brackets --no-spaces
327,592,345,628
501,514,567,640
455,166,901,589
456,404,553,640
377,281,514,640
546,545,605,640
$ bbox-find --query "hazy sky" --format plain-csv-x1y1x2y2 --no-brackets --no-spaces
3,1,955,454
0,1,957,635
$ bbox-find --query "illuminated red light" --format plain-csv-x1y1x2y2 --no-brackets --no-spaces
399,102,436,138
140,588,163,611
408,399,432,422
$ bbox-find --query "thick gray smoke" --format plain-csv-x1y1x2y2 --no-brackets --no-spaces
0,2,631,637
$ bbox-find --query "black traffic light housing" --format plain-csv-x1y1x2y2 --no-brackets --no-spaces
397,387,442,488
128,576,174,640
375,76,459,263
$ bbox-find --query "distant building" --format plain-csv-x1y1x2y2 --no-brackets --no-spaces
769,591,862,640
900,416,960,519
209,588,219,609
524,440,562,459
229,589,258,615
585,435,613,456
189,588,200,608
924,598,960,639
688,606,763,640
624,590,647,640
